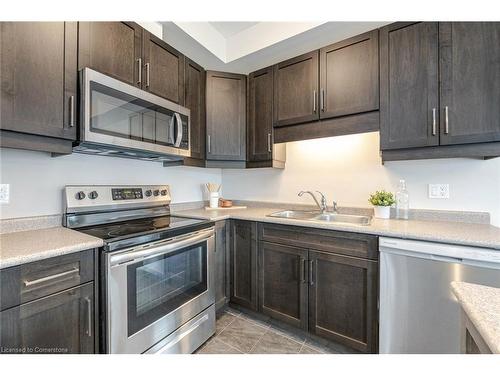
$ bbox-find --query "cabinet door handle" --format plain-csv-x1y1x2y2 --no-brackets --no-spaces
23,267,79,287
444,106,449,134
69,95,75,127
207,135,211,154
313,90,317,113
85,297,92,337
309,260,315,286
145,62,151,88
321,88,325,112
432,107,437,136
300,258,306,283
137,58,142,85
267,133,272,153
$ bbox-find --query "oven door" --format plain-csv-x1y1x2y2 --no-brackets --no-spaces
106,228,214,354
80,68,190,157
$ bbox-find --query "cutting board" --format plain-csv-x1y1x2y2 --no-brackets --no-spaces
204,206,247,211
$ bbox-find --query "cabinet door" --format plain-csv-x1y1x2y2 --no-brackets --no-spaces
273,51,319,127
214,221,228,310
380,22,439,150
78,22,142,87
143,31,185,104
184,58,206,161
230,220,258,311
320,30,379,119
206,71,246,161
308,251,378,353
439,22,500,145
0,22,77,140
248,66,273,162
0,283,94,354
259,242,308,330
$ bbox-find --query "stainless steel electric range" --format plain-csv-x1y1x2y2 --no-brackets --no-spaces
63,185,215,354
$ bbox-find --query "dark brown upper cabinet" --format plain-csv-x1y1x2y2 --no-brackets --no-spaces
380,22,440,150
308,250,378,353
229,220,258,311
273,51,319,127
247,67,286,168
206,71,246,162
439,22,500,145
0,22,77,154
319,30,379,120
258,241,308,330
142,30,185,104
183,58,206,163
78,22,143,87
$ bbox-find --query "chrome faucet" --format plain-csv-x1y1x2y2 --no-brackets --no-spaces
298,191,328,213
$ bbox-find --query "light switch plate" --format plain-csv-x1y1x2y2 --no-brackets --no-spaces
0,184,9,203
428,184,449,199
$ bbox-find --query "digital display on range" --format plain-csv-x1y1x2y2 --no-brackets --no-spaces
112,188,143,200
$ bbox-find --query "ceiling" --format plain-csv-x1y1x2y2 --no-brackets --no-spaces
159,21,390,74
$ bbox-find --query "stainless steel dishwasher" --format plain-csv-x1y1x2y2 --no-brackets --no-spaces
379,237,500,354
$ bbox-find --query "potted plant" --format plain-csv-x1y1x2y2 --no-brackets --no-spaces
368,190,395,219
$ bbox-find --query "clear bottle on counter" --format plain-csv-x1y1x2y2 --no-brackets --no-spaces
396,179,409,220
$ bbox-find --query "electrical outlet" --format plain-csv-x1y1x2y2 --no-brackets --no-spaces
0,184,10,203
428,184,449,199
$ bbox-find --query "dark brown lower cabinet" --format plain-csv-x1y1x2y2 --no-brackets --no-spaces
308,250,378,353
0,283,94,354
258,242,308,330
229,220,258,311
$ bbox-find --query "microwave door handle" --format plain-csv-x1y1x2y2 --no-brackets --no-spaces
174,112,183,147
168,114,176,145
109,229,213,266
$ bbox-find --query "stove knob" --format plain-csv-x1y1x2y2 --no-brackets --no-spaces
153,190,160,197
160,189,168,196
145,190,152,197
89,191,99,200
75,191,86,200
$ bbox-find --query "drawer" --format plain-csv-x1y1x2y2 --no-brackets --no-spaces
0,250,94,311
258,223,378,260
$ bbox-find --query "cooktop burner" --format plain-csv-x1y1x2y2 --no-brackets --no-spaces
77,215,207,241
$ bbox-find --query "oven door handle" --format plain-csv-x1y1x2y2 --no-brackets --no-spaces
109,229,213,266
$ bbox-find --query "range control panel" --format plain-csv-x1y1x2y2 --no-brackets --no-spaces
65,185,171,212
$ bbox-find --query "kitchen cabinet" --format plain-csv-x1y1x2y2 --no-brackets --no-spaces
142,30,184,104
0,283,95,354
78,22,143,87
206,71,246,163
319,30,379,120
308,250,378,353
0,22,77,154
258,241,308,330
380,22,500,161
254,222,379,353
214,220,229,311
229,220,258,311
247,66,286,168
273,51,319,127
0,250,96,354
439,22,500,145
380,22,439,150
183,58,206,165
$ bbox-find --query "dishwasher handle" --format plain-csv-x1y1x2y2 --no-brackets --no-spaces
429,254,463,264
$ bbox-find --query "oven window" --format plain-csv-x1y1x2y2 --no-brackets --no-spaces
89,81,175,146
127,242,207,336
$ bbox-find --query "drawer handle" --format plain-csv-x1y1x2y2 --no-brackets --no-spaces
23,267,79,287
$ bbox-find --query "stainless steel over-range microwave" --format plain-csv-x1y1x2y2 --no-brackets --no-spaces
74,68,190,162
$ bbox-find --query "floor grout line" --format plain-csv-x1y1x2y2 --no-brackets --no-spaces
212,337,244,354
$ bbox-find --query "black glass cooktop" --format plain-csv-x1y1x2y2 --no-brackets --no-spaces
77,215,208,241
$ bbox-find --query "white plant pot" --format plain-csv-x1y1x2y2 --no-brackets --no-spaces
374,206,391,219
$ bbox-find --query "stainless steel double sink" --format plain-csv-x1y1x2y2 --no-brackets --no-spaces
267,210,372,226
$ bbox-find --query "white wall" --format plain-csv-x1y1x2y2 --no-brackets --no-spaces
0,148,221,219
222,132,500,227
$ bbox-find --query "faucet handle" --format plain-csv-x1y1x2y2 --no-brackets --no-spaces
315,191,327,211
332,201,338,213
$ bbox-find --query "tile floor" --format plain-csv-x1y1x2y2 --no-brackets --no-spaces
195,307,339,354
